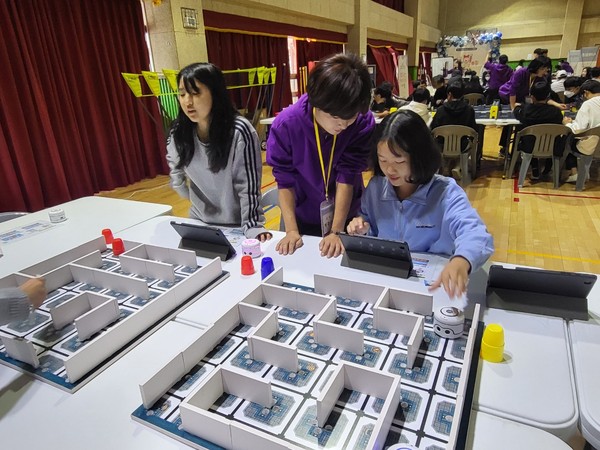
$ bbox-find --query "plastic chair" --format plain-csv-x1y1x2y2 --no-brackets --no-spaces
506,124,572,188
431,125,479,186
260,188,284,231
463,93,485,106
0,212,29,223
571,125,600,191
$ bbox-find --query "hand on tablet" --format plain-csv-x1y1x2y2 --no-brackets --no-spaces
346,217,370,235
429,256,471,299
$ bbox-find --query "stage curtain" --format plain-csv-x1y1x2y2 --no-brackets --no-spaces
296,40,343,69
206,30,293,115
0,0,167,212
368,46,400,93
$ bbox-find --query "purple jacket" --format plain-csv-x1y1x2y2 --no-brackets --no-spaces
266,94,375,227
499,67,545,103
484,60,513,90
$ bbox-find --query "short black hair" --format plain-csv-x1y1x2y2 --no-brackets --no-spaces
564,76,583,89
530,81,551,101
307,53,372,120
447,80,465,99
372,110,441,185
412,88,431,103
374,84,392,98
499,55,508,65
528,56,551,73
581,79,600,94
590,67,600,79
432,75,445,86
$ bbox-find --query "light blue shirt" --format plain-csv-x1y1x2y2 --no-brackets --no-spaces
360,174,494,273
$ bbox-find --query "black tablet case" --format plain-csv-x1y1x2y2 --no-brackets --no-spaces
339,233,413,278
486,265,596,320
170,221,236,261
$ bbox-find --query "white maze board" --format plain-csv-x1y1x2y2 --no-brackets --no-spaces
0,237,227,392
132,268,481,450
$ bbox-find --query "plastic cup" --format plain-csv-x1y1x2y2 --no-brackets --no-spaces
102,228,114,244
480,323,505,363
261,257,275,279
112,238,125,256
241,255,255,275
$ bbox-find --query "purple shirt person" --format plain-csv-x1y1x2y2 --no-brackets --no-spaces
499,57,551,110
266,53,375,258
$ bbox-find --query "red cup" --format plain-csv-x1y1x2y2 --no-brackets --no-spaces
112,238,125,256
241,255,255,275
102,228,114,244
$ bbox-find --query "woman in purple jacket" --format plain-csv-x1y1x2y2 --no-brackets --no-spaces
266,53,375,258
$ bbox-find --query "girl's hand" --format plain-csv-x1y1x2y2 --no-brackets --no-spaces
275,230,303,255
429,256,471,298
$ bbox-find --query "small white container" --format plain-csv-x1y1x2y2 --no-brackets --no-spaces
48,208,67,223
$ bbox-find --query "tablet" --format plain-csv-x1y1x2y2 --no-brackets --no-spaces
486,265,596,320
338,233,413,278
170,221,237,261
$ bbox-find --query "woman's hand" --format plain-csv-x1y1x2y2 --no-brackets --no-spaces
319,233,343,258
429,256,471,298
275,230,303,255
346,217,370,235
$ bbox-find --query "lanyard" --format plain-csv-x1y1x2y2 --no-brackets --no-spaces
313,108,337,201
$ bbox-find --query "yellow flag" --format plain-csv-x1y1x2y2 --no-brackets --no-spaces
142,71,161,97
247,68,257,86
162,69,179,92
121,73,143,97
256,66,267,85
269,67,277,84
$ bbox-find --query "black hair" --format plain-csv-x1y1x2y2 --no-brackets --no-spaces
169,62,238,172
499,55,508,65
564,77,584,89
412,80,422,89
518,59,525,66
582,67,592,79
432,74,445,86
307,53,372,120
530,81,551,101
447,80,465,99
412,88,431,103
372,110,441,185
374,82,393,99
581,79,600,94
590,67,600,79
527,56,551,73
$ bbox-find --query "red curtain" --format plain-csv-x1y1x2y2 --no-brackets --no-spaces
296,40,343,69
368,46,400,93
371,0,405,13
0,0,167,212
205,30,293,115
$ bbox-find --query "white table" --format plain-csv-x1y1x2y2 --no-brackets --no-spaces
0,196,172,278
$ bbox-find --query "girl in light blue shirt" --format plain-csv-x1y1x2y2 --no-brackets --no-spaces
347,110,494,298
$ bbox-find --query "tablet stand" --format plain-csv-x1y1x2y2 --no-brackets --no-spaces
179,238,232,261
341,251,412,278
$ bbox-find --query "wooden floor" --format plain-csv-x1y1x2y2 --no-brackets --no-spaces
97,127,600,274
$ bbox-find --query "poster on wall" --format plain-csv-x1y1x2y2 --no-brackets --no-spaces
569,50,583,77
581,47,599,70
447,45,489,76
396,54,409,99
431,57,454,78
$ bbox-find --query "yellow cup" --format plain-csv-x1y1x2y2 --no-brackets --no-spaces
389,107,398,113
480,323,504,363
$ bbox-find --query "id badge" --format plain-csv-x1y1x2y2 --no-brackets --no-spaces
319,199,334,237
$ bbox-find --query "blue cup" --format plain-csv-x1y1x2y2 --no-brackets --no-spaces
261,257,275,280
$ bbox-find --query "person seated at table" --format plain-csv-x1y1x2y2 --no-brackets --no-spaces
484,53,513,105
346,110,494,299
0,278,46,325
399,88,432,126
370,81,396,118
562,80,600,183
581,66,592,80
166,62,271,241
463,71,484,95
267,53,375,257
591,67,600,82
431,75,447,108
430,80,478,180
563,76,585,109
551,70,569,94
405,79,427,102
512,81,566,182
558,59,574,74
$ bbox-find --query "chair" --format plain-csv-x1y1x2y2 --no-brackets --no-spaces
506,124,572,188
571,125,600,191
0,212,29,223
260,188,284,231
431,125,479,186
463,93,485,106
